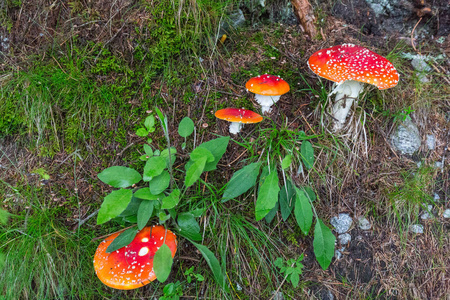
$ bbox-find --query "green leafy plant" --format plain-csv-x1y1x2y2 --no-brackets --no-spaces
160,281,183,300
184,266,205,283
222,129,335,270
96,108,229,289
274,255,304,288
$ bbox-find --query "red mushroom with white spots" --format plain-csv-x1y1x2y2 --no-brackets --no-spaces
308,44,399,130
245,74,290,114
215,108,263,134
93,225,177,290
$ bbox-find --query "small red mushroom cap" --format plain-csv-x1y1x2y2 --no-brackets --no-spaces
215,108,263,124
93,225,177,290
245,74,290,96
308,44,399,90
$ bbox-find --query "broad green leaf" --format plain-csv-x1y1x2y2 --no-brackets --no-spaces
161,189,181,209
0,209,8,225
313,219,336,270
189,241,228,291
279,179,296,221
136,128,149,137
118,196,142,217
143,144,153,156
97,189,133,224
222,162,262,202
189,136,230,171
281,154,293,170
255,170,280,221
144,115,155,131
185,156,207,187
153,244,173,282
294,187,313,235
149,171,171,195
160,147,177,168
106,228,138,253
264,201,279,223
134,188,163,201
303,186,316,202
301,141,314,170
190,208,205,217
143,156,166,181
190,147,214,163
98,166,142,188
178,117,195,138
137,200,154,230
178,212,201,241
139,154,150,161
159,211,171,223
290,272,300,288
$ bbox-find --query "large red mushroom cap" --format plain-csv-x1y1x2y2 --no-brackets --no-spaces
308,44,399,90
215,108,263,124
93,225,177,290
245,74,290,96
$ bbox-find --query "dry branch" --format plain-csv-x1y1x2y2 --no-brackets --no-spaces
291,0,317,38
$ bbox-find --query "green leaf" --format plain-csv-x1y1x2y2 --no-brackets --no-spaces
143,144,153,156
190,208,205,217
136,128,149,137
189,241,228,291
144,115,156,131
294,187,313,235
160,147,177,168
178,117,195,138
281,154,293,170
143,156,166,181
303,186,316,202
290,272,300,288
97,189,133,224
301,141,314,170
149,171,171,195
161,189,181,209
190,147,214,163
118,196,142,217
134,188,163,201
159,211,171,223
222,162,262,202
279,179,296,221
153,244,173,282
255,170,280,221
0,209,9,225
313,219,336,270
187,136,230,171
178,212,202,241
98,166,142,188
106,228,138,253
264,201,279,223
137,200,154,230
185,156,207,187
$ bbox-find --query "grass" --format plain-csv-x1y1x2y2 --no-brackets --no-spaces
1,0,450,298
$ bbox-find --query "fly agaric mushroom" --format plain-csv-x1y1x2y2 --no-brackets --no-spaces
215,108,263,134
308,44,399,130
245,74,290,114
93,225,177,290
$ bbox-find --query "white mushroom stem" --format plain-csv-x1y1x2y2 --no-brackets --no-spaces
229,122,244,134
330,80,364,131
254,94,281,114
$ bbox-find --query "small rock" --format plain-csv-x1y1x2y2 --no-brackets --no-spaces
426,134,436,150
357,216,372,230
338,233,351,244
434,193,440,200
409,224,424,234
270,291,284,300
331,213,353,234
390,118,421,155
443,209,450,218
420,205,433,220
435,161,443,169
411,57,432,72
334,247,345,260
417,74,430,83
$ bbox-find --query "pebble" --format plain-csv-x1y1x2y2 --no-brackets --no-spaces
331,213,353,234
335,247,345,260
420,204,433,220
270,291,285,300
434,193,440,200
390,118,421,155
443,209,450,219
426,134,436,150
409,224,424,234
338,233,351,244
357,216,372,230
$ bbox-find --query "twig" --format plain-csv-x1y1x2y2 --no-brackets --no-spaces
411,17,422,53
72,209,99,231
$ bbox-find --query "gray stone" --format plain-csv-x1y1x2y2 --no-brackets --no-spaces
435,161,443,169
411,57,432,72
331,213,353,234
409,224,424,234
434,193,440,200
426,134,436,150
334,247,345,260
219,9,246,36
390,118,421,155
420,205,433,220
357,216,372,230
338,233,351,244
271,291,284,300
443,209,450,218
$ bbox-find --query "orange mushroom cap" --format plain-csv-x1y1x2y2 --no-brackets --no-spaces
307,44,399,90
93,225,177,290
215,108,263,124
245,74,290,96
